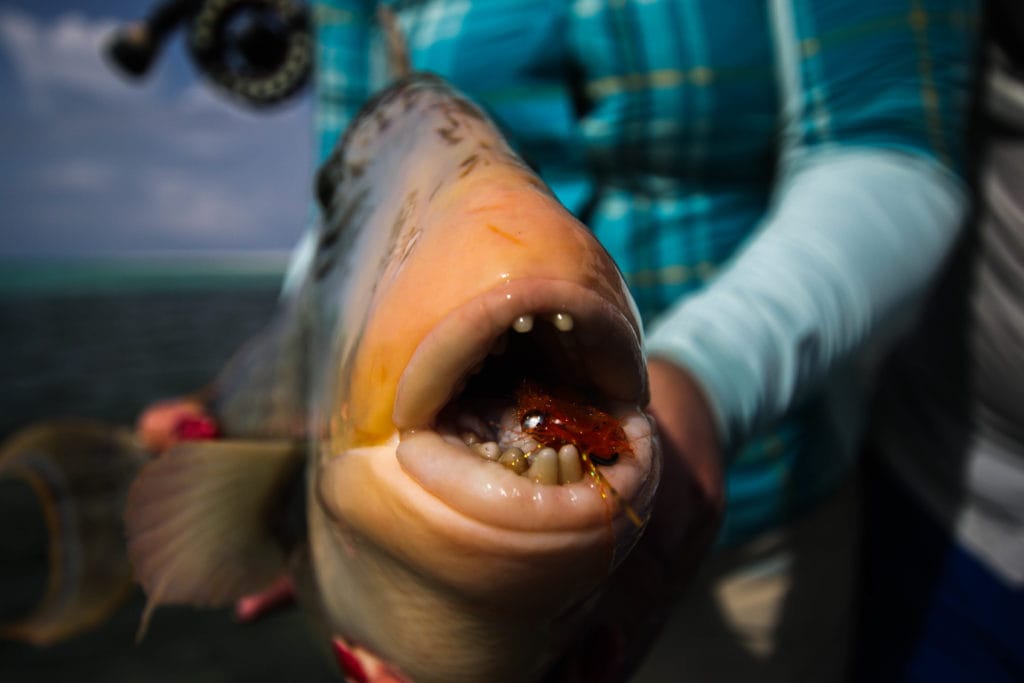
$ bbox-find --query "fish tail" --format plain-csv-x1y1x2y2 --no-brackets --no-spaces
0,420,147,646
377,5,411,78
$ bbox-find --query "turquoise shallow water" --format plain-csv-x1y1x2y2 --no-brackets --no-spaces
0,261,337,682
0,255,289,297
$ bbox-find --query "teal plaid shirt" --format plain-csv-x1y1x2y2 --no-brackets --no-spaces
309,0,977,545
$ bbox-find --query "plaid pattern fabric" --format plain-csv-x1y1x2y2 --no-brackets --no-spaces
311,0,977,545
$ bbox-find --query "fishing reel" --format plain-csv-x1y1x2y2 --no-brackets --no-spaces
105,0,312,108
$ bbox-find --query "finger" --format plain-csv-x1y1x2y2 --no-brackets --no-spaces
173,414,220,441
234,574,295,623
135,399,211,453
331,636,412,683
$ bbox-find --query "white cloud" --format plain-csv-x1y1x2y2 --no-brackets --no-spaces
143,168,257,238
0,8,313,256
0,8,127,106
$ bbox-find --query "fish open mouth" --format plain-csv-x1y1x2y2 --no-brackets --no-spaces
393,280,657,532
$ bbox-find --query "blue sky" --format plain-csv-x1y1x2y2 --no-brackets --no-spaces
0,1,313,257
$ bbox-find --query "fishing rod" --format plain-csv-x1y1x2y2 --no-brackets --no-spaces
104,0,313,108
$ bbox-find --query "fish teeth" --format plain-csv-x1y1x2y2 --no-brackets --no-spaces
557,444,583,483
511,315,534,333
451,304,608,487
510,312,574,334
525,447,558,484
471,441,501,461
517,437,541,454
550,313,574,332
466,437,593,486
498,447,528,474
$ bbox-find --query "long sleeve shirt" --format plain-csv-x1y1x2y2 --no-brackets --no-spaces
306,0,978,545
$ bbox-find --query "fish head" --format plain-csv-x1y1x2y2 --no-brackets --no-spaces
307,76,660,682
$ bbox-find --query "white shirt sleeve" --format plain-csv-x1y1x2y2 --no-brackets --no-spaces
645,148,966,451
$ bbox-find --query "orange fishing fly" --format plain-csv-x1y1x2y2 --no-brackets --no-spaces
515,380,643,527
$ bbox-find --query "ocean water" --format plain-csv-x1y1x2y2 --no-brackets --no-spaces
0,260,336,681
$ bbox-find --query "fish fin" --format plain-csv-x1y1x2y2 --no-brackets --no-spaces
0,420,147,646
208,305,309,440
124,439,305,639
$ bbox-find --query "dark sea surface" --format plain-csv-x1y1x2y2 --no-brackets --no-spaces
0,260,336,681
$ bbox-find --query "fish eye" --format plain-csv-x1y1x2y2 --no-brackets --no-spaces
522,411,545,430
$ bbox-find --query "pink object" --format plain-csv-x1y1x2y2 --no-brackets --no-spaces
174,414,220,441
331,637,369,683
234,575,296,622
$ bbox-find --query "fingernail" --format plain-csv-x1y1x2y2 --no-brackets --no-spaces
331,637,369,683
235,575,296,622
174,415,219,441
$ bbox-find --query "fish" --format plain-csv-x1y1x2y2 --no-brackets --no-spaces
0,72,660,683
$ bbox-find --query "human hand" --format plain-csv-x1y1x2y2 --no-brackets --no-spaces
331,636,413,683
135,397,217,454
134,397,304,626
547,358,724,681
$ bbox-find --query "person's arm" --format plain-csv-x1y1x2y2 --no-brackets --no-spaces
646,0,978,454
555,3,979,680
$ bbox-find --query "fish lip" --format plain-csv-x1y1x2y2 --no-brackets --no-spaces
391,278,656,533
395,408,657,533
392,278,647,432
